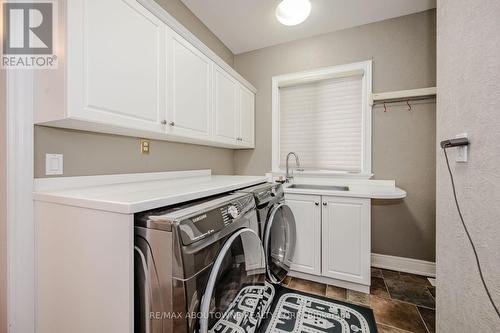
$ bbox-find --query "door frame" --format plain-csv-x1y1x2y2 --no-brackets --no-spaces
5,68,35,333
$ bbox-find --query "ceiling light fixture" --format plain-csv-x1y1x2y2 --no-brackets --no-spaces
275,0,312,26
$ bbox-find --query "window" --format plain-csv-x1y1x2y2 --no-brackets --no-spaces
272,61,372,176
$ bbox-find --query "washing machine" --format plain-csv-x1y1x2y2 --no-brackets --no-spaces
237,182,297,284
134,191,295,333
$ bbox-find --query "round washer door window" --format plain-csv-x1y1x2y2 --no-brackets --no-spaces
198,228,274,333
264,203,296,284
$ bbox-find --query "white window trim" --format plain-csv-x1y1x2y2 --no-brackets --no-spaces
272,60,373,178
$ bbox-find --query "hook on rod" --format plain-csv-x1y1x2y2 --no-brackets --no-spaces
407,100,412,111
384,102,387,112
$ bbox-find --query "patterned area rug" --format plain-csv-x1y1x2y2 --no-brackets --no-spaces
210,283,275,333
209,284,377,333
260,286,377,333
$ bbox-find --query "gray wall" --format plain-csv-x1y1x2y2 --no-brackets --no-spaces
437,0,500,331
35,126,234,177
233,10,436,261
34,0,237,178
372,101,436,261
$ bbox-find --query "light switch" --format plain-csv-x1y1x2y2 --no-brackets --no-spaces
455,133,468,163
45,154,63,175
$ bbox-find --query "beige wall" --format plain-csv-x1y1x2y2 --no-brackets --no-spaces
35,126,234,177
437,0,500,330
233,10,436,261
34,0,237,178
1,69,7,330
372,101,436,261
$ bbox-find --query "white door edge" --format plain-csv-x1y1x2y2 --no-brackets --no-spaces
6,68,35,333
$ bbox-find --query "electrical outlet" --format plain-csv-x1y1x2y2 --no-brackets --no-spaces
45,154,63,175
456,133,468,162
140,139,150,154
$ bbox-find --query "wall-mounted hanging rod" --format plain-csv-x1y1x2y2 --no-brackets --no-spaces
371,87,436,105
372,95,435,106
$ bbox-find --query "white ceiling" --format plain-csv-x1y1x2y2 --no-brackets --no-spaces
180,0,436,54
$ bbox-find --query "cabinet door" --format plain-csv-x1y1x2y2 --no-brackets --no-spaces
166,29,212,140
321,196,370,285
67,0,166,133
213,65,238,144
285,193,321,276
238,86,255,148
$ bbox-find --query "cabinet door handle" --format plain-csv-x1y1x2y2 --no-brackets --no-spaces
160,120,167,125
323,202,327,206
168,121,175,126
314,202,319,206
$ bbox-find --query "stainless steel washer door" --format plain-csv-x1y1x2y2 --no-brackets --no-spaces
198,228,272,333
263,203,296,284
135,232,168,333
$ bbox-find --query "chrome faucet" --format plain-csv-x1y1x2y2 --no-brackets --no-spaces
285,152,300,183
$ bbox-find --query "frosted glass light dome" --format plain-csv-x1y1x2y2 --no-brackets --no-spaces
276,0,312,26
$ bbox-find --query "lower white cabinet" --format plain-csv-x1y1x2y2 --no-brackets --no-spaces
35,201,134,333
285,193,371,289
321,196,371,286
285,194,322,275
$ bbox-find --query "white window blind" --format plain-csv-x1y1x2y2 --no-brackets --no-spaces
279,75,363,172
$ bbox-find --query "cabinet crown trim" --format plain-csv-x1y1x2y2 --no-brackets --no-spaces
137,0,257,93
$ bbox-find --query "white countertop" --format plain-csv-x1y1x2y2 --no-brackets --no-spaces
34,170,267,214
284,184,406,199
276,176,406,199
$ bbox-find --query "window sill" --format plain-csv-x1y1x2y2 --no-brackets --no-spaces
271,169,374,180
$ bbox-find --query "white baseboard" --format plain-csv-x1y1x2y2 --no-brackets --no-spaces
371,253,436,277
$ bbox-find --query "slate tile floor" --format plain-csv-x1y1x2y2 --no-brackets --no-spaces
282,268,435,333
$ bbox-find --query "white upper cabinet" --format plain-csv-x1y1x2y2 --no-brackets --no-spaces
212,74,255,148
213,65,238,145
67,0,166,133
167,29,212,140
238,86,255,147
35,0,256,149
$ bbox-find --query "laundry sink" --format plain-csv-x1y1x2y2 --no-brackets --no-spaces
287,184,350,191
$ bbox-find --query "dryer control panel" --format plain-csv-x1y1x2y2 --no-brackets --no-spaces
135,193,256,245
177,194,255,245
